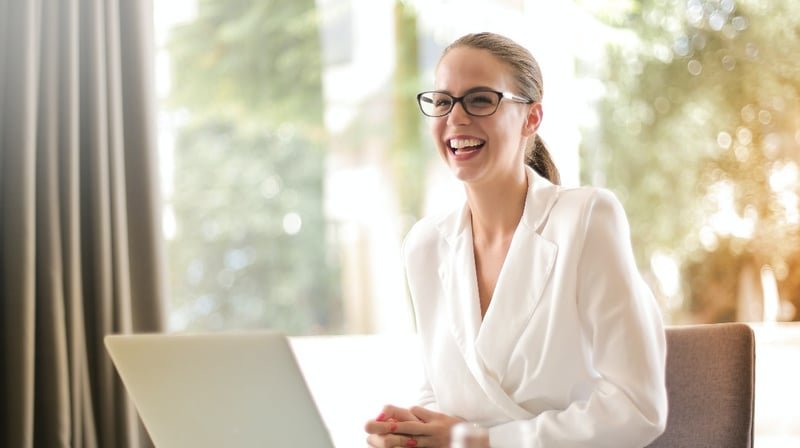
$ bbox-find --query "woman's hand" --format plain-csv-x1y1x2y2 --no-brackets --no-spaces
364,405,464,447
365,404,420,447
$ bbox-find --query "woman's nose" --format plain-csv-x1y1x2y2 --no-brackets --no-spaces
447,101,471,125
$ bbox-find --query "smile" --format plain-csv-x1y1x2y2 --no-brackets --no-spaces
448,137,485,154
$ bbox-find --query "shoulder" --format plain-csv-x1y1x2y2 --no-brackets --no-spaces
552,186,625,222
555,185,620,206
402,204,462,258
403,215,440,256
541,186,631,245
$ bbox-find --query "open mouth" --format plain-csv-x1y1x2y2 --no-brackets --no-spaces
448,137,485,155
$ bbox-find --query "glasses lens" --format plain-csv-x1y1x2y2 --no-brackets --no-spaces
463,91,500,116
419,92,453,117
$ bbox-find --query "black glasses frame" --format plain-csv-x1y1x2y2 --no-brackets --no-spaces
416,89,533,117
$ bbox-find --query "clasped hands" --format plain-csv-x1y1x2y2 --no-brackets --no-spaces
364,404,464,448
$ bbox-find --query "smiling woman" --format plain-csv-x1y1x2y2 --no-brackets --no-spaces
363,31,668,448
423,35,559,189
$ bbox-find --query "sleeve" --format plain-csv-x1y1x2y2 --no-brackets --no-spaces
488,189,668,448
416,376,440,411
401,224,441,412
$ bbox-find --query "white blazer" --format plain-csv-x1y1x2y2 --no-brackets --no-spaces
403,167,667,447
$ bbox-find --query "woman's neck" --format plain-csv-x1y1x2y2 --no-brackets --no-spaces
465,168,528,244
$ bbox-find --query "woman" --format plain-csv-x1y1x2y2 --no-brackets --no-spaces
364,32,667,448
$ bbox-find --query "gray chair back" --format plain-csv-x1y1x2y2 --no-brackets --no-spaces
647,322,755,447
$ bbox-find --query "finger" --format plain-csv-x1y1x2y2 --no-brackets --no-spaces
409,405,442,423
364,420,404,435
366,433,423,448
366,433,387,448
392,420,431,436
378,404,422,422
383,433,424,448
364,420,381,435
407,435,432,447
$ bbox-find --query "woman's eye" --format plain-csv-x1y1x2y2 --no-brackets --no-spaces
468,95,495,106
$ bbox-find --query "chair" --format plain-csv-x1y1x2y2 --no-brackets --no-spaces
647,322,755,447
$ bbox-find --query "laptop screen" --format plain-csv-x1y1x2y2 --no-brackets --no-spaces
105,331,336,448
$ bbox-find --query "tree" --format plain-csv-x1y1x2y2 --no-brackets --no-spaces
583,0,800,322
165,0,341,333
391,1,427,229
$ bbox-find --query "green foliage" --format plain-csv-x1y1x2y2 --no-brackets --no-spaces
391,1,427,228
166,0,340,333
584,0,800,321
168,0,323,129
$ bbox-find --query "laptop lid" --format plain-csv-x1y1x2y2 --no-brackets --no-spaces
104,331,336,448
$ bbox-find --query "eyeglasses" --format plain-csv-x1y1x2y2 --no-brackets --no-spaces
416,89,533,117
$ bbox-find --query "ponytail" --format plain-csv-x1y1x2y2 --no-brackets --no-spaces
526,135,560,185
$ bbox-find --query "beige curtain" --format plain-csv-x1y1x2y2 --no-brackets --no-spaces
0,0,166,447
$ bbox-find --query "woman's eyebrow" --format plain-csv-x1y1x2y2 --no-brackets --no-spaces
464,86,498,93
432,86,498,95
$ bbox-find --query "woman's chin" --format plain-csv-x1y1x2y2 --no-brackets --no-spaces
448,165,484,184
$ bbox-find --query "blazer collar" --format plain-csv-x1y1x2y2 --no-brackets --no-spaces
434,167,560,245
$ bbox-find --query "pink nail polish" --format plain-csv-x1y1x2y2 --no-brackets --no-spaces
407,438,418,447
376,413,386,422
390,423,398,432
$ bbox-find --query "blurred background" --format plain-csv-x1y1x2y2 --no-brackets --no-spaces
154,0,800,335
150,1,800,445
3,1,797,446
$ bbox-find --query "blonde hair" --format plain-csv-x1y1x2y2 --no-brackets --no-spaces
441,32,561,185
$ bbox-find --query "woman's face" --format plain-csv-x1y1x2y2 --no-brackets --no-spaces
430,46,541,187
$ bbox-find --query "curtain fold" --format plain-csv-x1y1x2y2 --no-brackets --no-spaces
1,1,39,447
0,0,166,447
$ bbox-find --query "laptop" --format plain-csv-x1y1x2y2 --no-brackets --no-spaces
104,331,336,448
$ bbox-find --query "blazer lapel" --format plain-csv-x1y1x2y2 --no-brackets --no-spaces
476,168,558,381
475,228,557,379
437,204,482,375
476,167,560,381
436,168,560,419
438,225,536,420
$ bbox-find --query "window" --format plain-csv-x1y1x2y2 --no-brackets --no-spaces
155,0,800,334
155,0,587,335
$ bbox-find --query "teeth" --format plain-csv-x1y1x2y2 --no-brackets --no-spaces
449,138,484,149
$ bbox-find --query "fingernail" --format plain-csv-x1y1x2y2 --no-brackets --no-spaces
406,439,417,447
376,413,385,422
390,423,398,432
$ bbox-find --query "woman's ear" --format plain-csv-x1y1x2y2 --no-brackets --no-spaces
522,103,543,137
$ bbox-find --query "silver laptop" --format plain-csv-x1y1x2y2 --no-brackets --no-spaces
105,331,336,448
